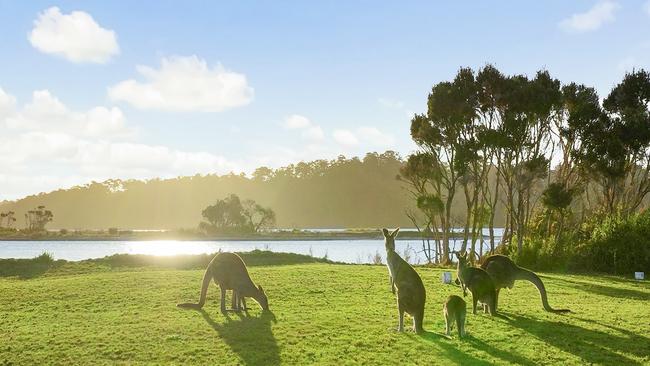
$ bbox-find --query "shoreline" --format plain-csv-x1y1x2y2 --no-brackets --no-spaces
0,231,480,242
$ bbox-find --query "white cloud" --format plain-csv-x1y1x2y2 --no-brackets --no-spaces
332,126,395,148
0,87,240,199
283,114,324,141
333,127,395,148
29,7,119,63
5,90,133,138
108,56,254,112
73,142,237,177
0,88,16,119
333,129,359,146
357,127,395,147
302,126,324,141
559,1,619,33
284,114,311,129
0,135,239,199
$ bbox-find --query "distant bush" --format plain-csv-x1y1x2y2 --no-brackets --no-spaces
108,227,118,235
90,250,333,269
0,252,56,279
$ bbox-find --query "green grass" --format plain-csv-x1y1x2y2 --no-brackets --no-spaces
1,255,649,365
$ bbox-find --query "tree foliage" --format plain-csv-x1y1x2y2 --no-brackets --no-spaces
0,211,17,229
24,206,53,231
199,194,276,234
407,66,650,260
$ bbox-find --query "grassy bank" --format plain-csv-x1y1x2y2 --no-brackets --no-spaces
1,253,648,365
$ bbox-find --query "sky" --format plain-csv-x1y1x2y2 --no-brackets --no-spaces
0,0,649,200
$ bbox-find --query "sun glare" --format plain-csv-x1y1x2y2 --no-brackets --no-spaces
125,241,214,256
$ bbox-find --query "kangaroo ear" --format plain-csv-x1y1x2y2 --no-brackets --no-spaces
258,285,264,293
391,227,400,238
382,228,390,237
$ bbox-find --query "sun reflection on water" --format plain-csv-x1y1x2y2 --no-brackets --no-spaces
124,241,216,256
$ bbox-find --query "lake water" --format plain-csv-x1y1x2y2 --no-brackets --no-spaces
0,230,502,264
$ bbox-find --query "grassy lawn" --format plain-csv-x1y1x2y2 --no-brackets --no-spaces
1,255,649,365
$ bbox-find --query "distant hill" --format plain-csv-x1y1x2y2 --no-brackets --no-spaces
0,151,506,230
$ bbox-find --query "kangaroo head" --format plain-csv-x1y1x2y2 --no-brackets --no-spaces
382,227,400,251
455,251,469,271
255,284,269,310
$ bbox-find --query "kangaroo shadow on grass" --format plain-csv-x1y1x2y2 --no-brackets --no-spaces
508,314,648,365
418,322,535,366
551,276,650,301
199,309,279,366
418,331,492,366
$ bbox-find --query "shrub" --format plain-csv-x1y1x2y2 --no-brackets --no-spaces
570,211,650,275
502,234,572,271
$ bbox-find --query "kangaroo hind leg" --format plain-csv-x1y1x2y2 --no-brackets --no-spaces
397,300,405,332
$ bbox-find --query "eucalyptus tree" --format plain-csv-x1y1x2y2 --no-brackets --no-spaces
242,199,277,232
24,206,53,231
540,82,601,234
493,71,561,255
399,152,446,263
475,65,509,252
594,70,650,215
410,68,479,262
0,211,16,229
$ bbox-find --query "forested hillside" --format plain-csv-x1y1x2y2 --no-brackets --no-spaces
0,151,500,230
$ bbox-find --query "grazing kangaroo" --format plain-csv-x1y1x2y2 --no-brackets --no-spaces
177,252,269,313
443,295,466,338
383,228,426,333
481,254,570,313
455,251,497,315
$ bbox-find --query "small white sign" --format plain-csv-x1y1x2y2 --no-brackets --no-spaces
635,272,645,280
442,272,452,284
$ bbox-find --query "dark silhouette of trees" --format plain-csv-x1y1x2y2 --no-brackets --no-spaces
0,211,16,229
199,194,276,234
24,206,53,231
242,199,277,232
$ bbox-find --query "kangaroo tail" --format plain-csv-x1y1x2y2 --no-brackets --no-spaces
515,268,570,313
177,267,212,310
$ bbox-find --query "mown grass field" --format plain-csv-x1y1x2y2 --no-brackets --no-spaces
1,254,649,365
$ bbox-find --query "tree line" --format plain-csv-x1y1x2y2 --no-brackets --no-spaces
1,152,452,230
402,65,650,265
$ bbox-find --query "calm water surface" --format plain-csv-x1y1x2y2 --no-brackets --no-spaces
0,229,502,264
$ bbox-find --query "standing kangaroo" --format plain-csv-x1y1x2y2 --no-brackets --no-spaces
443,295,466,338
456,251,497,315
383,228,426,333
177,252,269,313
481,254,570,313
